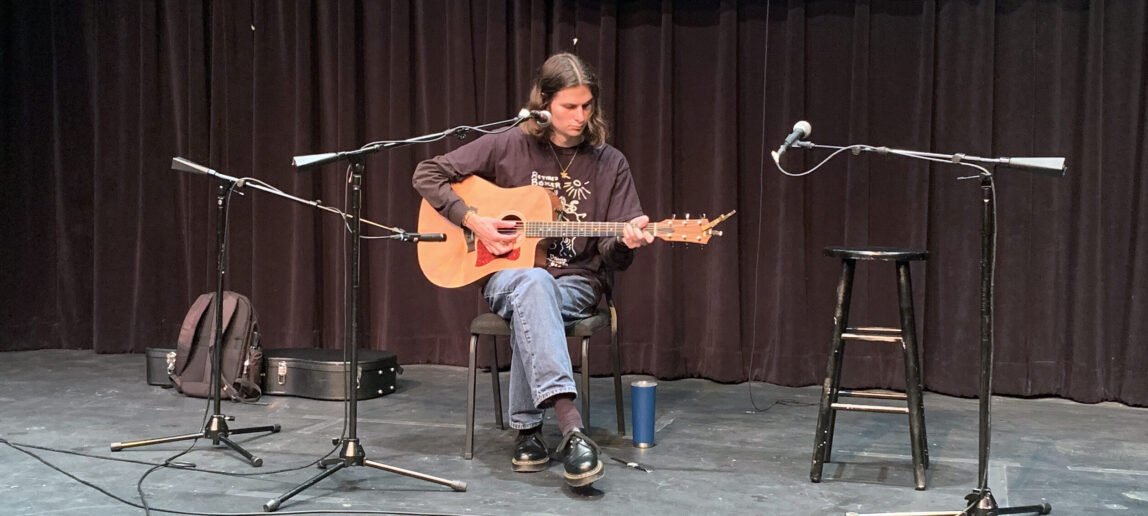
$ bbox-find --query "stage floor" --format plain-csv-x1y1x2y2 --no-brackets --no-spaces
1,349,1145,515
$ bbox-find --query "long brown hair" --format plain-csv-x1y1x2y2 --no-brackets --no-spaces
521,53,609,147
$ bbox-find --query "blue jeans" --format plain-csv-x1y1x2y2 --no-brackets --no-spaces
483,268,599,430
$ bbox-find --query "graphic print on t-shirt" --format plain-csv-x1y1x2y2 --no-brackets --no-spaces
530,170,590,268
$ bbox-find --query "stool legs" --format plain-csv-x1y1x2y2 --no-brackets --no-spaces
811,259,856,482
466,334,506,460
581,336,591,430
465,334,479,460
897,261,929,489
468,328,624,459
610,307,626,435
809,258,930,489
489,336,505,430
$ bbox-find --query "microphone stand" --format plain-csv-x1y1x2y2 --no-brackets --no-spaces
111,156,439,469
110,164,280,467
785,141,1061,516
264,116,524,511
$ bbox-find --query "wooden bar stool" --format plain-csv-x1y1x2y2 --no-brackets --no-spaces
810,246,930,490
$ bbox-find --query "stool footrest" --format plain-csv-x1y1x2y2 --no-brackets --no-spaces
830,402,910,415
842,326,903,342
839,389,908,400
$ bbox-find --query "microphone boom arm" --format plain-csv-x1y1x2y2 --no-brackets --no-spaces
787,141,1066,177
292,116,526,169
171,157,421,238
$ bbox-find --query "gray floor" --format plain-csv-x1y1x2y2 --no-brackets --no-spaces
1,349,1146,516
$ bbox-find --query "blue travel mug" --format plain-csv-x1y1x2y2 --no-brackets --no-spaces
631,380,657,447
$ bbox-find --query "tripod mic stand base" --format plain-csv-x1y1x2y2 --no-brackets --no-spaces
965,488,1051,516
845,488,1050,516
264,437,467,512
110,415,280,467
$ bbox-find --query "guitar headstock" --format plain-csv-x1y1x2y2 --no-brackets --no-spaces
653,210,736,245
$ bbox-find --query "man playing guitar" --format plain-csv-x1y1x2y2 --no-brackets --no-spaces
413,52,653,488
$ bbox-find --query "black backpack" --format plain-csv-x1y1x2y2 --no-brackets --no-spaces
170,291,263,402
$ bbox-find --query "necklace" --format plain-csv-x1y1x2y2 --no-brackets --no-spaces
549,142,578,179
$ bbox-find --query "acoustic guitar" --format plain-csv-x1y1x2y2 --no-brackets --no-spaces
416,175,734,288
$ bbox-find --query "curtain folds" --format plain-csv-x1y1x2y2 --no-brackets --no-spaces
2,0,1146,406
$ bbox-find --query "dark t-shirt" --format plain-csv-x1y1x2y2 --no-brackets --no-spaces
412,127,644,294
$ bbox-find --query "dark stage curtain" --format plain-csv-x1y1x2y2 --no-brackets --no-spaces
3,1,1146,406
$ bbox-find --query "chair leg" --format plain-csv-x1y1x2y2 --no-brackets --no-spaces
581,336,591,431
897,261,928,490
465,334,479,460
811,259,855,483
610,309,625,435
488,335,505,430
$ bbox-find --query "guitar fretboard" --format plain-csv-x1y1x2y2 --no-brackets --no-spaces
513,221,667,238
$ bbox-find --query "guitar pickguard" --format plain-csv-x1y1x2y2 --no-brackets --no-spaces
475,241,520,267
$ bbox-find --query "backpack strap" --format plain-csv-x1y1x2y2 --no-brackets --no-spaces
173,293,215,376
213,292,240,349
226,377,263,403
200,292,240,388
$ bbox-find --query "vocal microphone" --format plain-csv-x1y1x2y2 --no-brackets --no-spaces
399,232,447,243
1000,157,1067,177
772,120,812,163
518,109,552,127
171,157,220,178
172,157,250,188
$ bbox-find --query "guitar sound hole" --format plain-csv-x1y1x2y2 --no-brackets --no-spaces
498,215,522,236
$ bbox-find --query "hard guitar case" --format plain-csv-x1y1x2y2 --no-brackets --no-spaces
261,348,401,401
145,347,177,387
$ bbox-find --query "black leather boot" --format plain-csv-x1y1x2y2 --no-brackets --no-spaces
512,427,550,472
556,428,603,487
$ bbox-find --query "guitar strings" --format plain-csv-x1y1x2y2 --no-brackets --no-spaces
495,222,674,237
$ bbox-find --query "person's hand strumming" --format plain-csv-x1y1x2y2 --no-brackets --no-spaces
465,214,519,256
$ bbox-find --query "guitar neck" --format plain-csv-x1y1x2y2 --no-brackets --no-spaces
521,221,661,238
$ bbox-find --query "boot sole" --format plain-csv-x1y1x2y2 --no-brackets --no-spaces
564,461,604,487
512,456,550,472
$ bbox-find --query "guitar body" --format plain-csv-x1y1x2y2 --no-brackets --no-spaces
417,176,560,288
417,175,735,288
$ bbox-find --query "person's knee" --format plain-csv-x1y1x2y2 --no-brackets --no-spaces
517,269,559,296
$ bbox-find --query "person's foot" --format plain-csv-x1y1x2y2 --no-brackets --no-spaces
556,428,604,487
511,427,550,472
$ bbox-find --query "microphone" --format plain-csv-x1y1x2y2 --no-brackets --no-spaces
772,120,812,162
1001,156,1067,177
397,232,447,243
518,109,552,127
292,152,341,169
171,157,219,178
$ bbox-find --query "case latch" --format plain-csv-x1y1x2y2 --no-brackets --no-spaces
165,351,177,375
277,361,288,385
